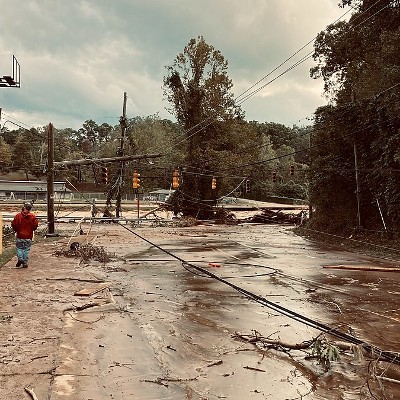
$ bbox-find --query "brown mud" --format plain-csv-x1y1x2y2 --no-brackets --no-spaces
1,222,399,399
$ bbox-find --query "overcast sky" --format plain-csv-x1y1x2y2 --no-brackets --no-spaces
0,1,353,131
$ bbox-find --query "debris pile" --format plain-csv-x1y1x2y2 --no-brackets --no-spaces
244,208,307,225
214,208,238,225
53,243,114,263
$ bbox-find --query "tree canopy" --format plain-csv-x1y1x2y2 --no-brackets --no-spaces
309,0,400,233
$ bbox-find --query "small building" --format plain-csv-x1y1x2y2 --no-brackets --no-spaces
146,189,175,202
0,180,72,201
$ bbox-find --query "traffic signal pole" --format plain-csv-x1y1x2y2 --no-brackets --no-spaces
116,92,127,218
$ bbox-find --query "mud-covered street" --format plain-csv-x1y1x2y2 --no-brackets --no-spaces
1,220,400,399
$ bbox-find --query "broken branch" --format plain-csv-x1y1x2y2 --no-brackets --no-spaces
24,387,39,400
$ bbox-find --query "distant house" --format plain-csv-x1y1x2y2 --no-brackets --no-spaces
0,180,72,201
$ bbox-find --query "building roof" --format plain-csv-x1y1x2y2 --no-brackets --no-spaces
148,189,175,195
0,180,71,192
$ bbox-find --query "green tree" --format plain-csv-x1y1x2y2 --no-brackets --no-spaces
309,0,400,233
163,36,244,217
0,137,12,167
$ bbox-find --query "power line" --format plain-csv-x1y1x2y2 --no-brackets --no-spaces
157,0,392,157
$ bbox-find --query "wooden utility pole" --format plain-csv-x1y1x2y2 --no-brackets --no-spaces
46,123,57,236
351,89,361,229
354,142,362,229
116,92,127,218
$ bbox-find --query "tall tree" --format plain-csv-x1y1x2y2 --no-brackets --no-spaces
309,0,400,233
163,36,244,217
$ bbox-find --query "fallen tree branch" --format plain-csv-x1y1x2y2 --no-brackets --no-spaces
45,278,105,283
233,332,313,350
63,302,101,313
140,376,198,387
24,387,39,400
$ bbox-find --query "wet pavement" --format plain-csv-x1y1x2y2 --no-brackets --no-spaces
1,221,399,399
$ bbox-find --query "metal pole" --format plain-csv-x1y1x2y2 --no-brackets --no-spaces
354,142,362,229
376,198,387,230
47,122,57,236
116,92,127,218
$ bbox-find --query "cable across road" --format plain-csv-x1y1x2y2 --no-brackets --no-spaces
116,221,400,366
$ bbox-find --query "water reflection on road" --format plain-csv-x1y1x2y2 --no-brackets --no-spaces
97,223,400,399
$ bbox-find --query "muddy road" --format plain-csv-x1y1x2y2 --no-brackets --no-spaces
1,221,399,399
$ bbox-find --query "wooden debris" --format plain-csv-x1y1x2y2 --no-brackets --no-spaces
243,366,266,372
24,387,39,400
63,302,101,312
207,360,223,367
323,264,400,272
243,208,305,225
53,244,114,263
74,282,111,296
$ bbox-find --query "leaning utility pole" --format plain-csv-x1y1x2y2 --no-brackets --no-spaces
46,123,57,236
115,92,127,218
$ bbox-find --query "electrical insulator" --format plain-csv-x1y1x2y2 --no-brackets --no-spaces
101,166,108,185
172,169,180,189
211,177,217,190
245,179,250,193
290,165,295,176
272,171,277,183
132,170,141,188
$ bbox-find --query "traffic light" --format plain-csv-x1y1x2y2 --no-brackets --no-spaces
272,171,277,183
132,170,140,189
172,169,180,189
101,166,108,184
245,179,250,193
211,176,217,190
290,165,295,176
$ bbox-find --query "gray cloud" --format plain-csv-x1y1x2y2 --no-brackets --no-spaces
0,0,350,130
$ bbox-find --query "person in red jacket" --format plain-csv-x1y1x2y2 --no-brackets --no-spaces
11,202,39,268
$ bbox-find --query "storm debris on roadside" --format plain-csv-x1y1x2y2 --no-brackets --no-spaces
233,331,341,370
53,243,115,263
242,208,307,225
214,208,238,225
0,314,13,323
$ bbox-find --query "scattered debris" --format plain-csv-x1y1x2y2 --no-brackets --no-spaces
207,360,223,367
243,365,266,372
208,263,222,268
175,216,199,227
233,331,341,370
140,376,199,387
214,208,238,225
323,264,400,272
74,282,111,296
63,303,102,312
243,208,307,225
0,314,13,323
24,387,39,400
53,243,114,263
70,241,80,251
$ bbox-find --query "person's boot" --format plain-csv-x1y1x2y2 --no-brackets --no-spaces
22,263,28,268
15,260,23,268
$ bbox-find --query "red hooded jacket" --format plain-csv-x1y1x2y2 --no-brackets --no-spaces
12,211,39,239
